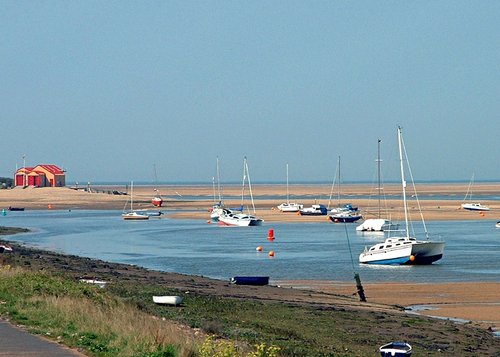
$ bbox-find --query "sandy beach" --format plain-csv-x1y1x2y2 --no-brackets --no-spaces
1,183,499,332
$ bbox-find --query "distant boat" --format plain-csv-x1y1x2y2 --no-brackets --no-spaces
329,211,363,223
461,173,490,211
359,127,445,265
0,244,13,253
230,276,269,286
7,207,25,211
152,295,184,306
327,156,362,222
122,181,149,220
151,165,163,207
277,163,303,212
379,341,412,356
496,221,500,228
218,157,263,227
357,139,399,232
299,204,328,216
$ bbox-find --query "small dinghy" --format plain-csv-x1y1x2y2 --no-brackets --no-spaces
379,342,412,357
230,276,269,286
152,295,184,306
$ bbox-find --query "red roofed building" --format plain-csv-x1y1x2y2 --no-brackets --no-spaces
14,164,66,187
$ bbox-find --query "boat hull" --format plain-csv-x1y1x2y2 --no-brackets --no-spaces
122,212,149,220
277,203,303,212
218,213,263,227
329,214,363,223
359,239,444,265
461,203,490,211
231,276,269,286
153,295,183,305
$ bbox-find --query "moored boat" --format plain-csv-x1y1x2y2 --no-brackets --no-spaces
356,218,399,232
359,127,445,265
299,204,327,216
277,163,303,212
461,202,490,211
329,211,363,223
218,212,263,226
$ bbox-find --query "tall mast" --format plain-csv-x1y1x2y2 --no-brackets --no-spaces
286,163,289,204
398,127,409,237
377,139,381,218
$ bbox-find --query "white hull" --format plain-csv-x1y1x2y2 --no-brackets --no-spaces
218,213,263,227
461,202,490,211
356,219,399,232
153,295,183,305
359,237,444,265
277,202,303,212
122,211,149,220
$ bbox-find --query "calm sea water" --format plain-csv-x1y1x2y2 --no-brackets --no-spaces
1,210,499,284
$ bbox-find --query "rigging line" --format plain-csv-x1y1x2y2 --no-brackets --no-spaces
343,222,356,272
400,133,429,239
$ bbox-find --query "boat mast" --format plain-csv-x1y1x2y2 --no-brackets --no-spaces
398,127,410,238
286,163,289,204
337,156,341,206
245,157,257,214
130,181,134,211
377,139,381,219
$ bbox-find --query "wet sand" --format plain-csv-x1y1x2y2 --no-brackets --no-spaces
1,183,499,331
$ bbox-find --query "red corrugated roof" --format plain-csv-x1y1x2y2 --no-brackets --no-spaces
36,164,65,174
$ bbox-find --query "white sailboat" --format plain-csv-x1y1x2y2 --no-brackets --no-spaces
359,127,445,265
218,157,263,227
122,181,149,220
356,139,399,232
277,163,303,212
328,156,362,223
461,173,490,211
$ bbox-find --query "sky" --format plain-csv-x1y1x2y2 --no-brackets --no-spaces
1,1,499,184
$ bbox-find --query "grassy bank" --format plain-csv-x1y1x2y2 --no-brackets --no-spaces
1,227,499,356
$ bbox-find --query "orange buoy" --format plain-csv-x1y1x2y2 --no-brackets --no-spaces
409,255,415,262
48,204,53,209
268,250,275,257
256,246,263,252
267,229,275,240
207,220,211,224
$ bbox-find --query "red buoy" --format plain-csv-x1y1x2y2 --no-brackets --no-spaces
267,229,275,241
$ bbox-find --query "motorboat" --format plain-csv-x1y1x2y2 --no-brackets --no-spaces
299,204,328,216
359,127,445,265
461,202,490,211
379,341,412,356
277,202,303,212
356,218,399,232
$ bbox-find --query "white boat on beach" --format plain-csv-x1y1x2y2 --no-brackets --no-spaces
218,157,263,227
461,173,490,211
359,127,445,265
277,164,303,212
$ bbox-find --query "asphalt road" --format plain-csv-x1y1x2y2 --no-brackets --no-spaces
0,320,86,356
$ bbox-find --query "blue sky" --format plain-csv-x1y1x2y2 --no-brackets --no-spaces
1,1,499,184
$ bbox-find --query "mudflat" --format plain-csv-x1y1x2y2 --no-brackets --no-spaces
1,183,499,333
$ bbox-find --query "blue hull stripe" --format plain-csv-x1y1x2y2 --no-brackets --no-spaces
364,256,410,265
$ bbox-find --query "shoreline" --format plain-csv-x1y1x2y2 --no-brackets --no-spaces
1,182,499,223
1,184,499,333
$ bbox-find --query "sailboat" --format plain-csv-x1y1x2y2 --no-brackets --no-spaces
122,181,149,220
328,156,362,223
151,165,163,207
277,163,303,212
356,139,399,232
461,173,490,211
359,127,445,265
218,157,263,227
209,157,238,221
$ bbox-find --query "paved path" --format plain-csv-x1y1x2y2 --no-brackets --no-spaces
0,320,86,356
